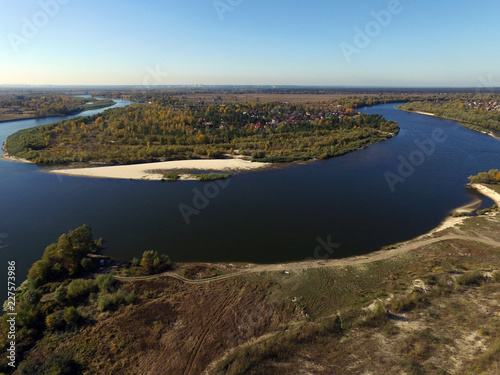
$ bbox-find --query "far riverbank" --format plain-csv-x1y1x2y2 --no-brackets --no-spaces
397,106,500,141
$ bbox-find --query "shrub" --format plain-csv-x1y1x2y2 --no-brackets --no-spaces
45,310,65,330
20,288,43,305
97,290,137,312
80,257,93,271
140,250,171,274
95,274,116,293
197,173,230,181
477,208,492,216
163,172,180,181
457,271,486,286
54,285,68,304
27,260,51,287
391,291,429,313
251,150,266,160
63,306,80,324
131,257,140,267
67,279,97,301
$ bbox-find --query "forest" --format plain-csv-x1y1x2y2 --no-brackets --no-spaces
0,94,114,122
398,94,500,134
5,97,399,166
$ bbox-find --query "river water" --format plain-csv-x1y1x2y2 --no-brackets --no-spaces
0,102,498,298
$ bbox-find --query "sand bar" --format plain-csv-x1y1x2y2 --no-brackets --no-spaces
471,183,500,205
48,158,271,181
414,111,436,117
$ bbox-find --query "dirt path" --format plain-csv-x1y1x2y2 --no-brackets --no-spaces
115,234,500,285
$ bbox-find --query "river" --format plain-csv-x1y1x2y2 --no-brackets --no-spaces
0,101,498,300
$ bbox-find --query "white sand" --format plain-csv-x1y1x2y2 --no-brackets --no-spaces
48,159,270,180
425,184,500,236
414,111,436,117
471,183,500,205
0,153,33,163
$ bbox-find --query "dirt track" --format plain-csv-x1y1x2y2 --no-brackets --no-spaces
114,234,500,285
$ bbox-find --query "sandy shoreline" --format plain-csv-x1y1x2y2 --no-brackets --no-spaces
424,184,500,236
471,183,500,205
48,158,271,180
414,111,436,117
0,152,33,164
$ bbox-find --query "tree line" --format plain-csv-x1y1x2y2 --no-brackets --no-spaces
399,95,500,133
0,94,115,121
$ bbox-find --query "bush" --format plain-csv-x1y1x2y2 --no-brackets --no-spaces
63,306,80,324
67,279,97,302
251,150,266,160
95,274,116,293
477,208,492,216
197,173,230,181
20,288,43,305
131,257,140,267
163,172,180,181
457,271,486,286
80,257,93,271
97,290,137,312
54,285,68,304
391,291,429,313
140,250,171,274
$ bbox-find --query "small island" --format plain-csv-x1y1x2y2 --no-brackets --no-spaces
4,94,399,177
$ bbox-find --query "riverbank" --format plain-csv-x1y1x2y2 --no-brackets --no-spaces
471,183,500,205
1,144,33,163
47,158,271,180
397,106,500,141
423,183,500,237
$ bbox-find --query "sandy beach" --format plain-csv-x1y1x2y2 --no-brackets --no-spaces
0,152,33,164
414,111,436,117
471,183,500,205
424,184,500,236
48,158,271,180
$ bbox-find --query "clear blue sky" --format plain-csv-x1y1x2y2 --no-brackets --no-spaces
1,0,499,87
